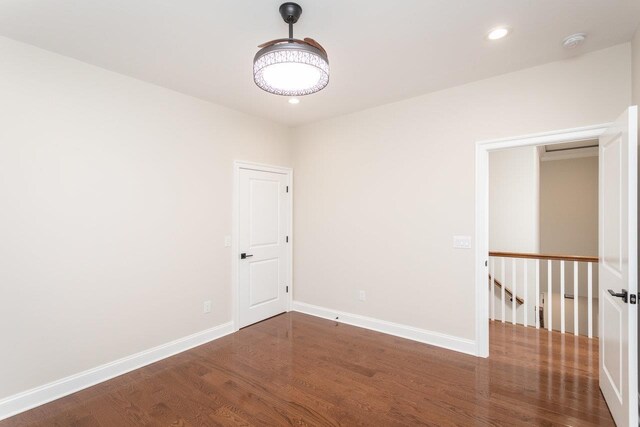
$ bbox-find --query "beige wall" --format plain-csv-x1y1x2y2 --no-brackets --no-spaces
540,156,598,256
539,156,599,335
291,43,631,341
0,37,292,399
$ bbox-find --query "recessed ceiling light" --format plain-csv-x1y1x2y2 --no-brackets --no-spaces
487,27,510,40
288,98,300,105
562,33,586,49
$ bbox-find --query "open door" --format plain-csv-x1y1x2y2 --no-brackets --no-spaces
599,106,638,427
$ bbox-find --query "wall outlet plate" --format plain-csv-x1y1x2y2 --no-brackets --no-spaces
453,235,472,249
358,290,366,301
203,300,212,313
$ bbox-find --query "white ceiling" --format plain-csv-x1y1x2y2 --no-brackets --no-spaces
0,1,639,126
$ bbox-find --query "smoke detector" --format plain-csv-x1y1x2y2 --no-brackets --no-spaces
562,33,586,49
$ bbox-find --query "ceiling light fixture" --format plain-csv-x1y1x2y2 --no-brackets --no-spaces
254,2,329,96
487,27,510,40
288,98,300,104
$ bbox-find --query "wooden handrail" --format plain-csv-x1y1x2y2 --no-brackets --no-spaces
489,251,598,263
488,274,524,305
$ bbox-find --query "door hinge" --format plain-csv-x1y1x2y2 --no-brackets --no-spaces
286,285,289,293
286,236,289,243
286,186,289,193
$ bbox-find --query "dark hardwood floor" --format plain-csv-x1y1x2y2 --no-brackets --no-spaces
1,313,614,426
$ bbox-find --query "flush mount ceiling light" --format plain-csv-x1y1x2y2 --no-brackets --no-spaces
487,27,510,40
254,2,329,96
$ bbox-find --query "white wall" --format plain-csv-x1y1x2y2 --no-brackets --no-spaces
489,147,539,253
0,37,292,400
291,43,631,342
489,146,539,325
633,28,640,107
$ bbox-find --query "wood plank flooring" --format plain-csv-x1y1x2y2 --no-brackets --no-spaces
1,313,614,426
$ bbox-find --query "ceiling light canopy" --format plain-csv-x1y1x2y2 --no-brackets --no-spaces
487,27,510,40
254,3,329,96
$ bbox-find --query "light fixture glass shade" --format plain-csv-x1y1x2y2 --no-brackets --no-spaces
254,43,329,96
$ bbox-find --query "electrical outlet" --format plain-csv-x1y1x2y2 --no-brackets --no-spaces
203,300,212,313
358,290,366,301
224,236,231,247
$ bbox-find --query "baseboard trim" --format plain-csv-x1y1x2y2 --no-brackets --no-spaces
291,301,476,356
0,321,234,421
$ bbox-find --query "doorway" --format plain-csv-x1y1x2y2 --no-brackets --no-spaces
232,161,292,329
488,141,600,335
475,123,611,355
475,111,638,427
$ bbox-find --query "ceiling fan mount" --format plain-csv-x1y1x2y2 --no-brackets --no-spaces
279,2,302,24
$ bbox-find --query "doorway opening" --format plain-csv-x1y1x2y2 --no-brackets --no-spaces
488,139,599,336
474,109,638,427
474,123,610,356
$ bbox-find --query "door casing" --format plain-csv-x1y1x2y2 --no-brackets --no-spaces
232,161,293,331
474,123,612,357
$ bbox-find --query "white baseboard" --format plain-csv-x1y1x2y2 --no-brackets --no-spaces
0,321,234,422
291,301,477,356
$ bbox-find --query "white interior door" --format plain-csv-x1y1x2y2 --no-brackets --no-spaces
598,106,638,427
238,167,290,328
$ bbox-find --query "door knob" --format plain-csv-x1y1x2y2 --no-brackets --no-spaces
240,253,253,259
607,289,628,303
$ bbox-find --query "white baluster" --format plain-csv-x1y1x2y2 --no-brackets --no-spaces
501,257,506,323
491,258,495,321
573,261,578,336
523,260,528,327
588,262,593,338
560,260,565,334
512,258,516,325
547,260,552,332
535,259,540,329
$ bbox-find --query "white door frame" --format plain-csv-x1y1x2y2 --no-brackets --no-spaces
232,161,293,332
474,123,611,357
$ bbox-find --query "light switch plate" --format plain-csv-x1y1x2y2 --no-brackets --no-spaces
224,236,231,247
453,235,472,249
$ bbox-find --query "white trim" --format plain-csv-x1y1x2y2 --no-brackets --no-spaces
292,301,476,356
232,161,293,331
474,123,611,358
0,322,234,422
476,123,610,149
